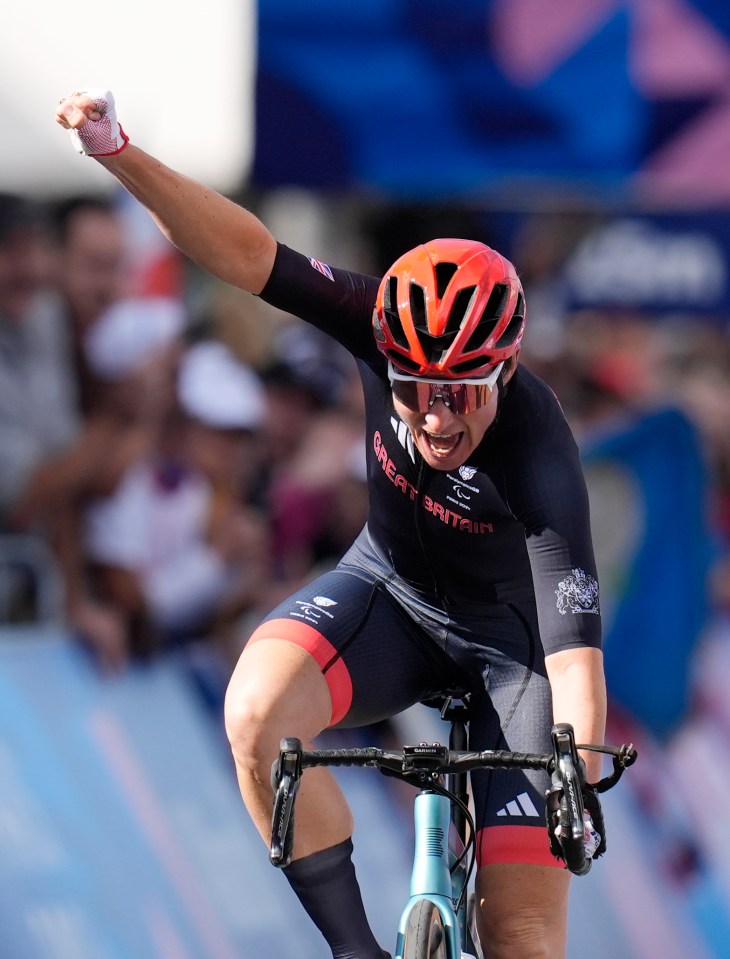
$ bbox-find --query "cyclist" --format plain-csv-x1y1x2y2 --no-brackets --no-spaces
56,91,607,959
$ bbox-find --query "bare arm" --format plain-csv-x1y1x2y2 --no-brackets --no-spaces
545,646,607,784
56,94,277,294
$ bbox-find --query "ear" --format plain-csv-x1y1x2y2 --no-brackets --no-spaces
501,349,520,386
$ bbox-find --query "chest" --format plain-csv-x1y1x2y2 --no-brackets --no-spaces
368,414,512,533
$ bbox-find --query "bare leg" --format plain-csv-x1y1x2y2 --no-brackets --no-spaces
224,636,352,857
475,863,570,959
225,636,389,958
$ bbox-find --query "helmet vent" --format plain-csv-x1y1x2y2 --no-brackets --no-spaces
461,283,509,354
446,286,477,335
409,283,428,331
494,314,524,350
413,281,456,362
417,284,477,362
434,262,458,299
494,292,525,348
386,349,420,373
383,276,409,349
451,356,495,376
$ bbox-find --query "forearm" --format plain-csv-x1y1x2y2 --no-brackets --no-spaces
57,91,277,292
97,145,277,293
545,646,607,783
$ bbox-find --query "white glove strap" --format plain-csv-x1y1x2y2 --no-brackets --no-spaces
69,89,129,157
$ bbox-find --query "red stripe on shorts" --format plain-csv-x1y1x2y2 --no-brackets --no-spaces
476,825,563,869
247,618,353,725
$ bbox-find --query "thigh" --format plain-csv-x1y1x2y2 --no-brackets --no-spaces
246,567,455,729
451,605,559,869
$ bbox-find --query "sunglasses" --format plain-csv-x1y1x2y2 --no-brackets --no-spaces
388,362,503,415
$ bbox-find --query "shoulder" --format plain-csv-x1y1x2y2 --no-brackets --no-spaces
258,243,382,360
500,365,572,439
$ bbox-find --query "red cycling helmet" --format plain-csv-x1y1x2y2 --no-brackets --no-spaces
373,238,525,380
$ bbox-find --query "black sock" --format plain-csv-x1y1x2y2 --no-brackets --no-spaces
282,837,390,959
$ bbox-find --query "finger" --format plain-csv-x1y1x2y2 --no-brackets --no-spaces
55,101,101,129
55,101,85,129
54,93,102,128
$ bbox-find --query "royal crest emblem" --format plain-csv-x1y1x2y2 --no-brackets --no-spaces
555,568,600,616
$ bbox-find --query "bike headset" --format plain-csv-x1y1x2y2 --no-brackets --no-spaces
372,238,526,414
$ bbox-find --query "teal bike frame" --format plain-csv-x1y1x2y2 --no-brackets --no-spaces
269,704,636,959
394,789,473,958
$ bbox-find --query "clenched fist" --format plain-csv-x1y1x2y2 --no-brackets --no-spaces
55,89,128,157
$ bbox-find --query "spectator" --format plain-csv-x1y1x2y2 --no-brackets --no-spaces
307,438,369,576
255,325,364,583
51,195,130,415
0,192,77,532
267,360,366,583
178,340,276,656
81,327,272,667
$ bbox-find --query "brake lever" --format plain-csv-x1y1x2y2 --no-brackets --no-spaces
269,737,303,868
551,724,586,840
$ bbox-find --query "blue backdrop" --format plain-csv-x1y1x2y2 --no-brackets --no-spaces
254,0,730,204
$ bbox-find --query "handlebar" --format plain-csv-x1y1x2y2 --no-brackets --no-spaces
269,725,637,874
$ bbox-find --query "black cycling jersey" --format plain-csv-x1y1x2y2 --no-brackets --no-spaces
254,242,603,867
260,243,601,658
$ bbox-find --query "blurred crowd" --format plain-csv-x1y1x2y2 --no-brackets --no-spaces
1,187,728,716
0,189,366,686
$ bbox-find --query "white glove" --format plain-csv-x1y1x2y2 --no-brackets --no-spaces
65,89,129,157
553,810,601,858
583,810,601,859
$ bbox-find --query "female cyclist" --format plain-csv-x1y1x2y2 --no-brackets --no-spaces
56,90,607,959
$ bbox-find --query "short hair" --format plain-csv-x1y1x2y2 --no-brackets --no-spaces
49,194,119,244
0,192,48,246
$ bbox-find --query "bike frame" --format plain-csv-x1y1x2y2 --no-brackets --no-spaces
269,707,636,959
394,789,471,959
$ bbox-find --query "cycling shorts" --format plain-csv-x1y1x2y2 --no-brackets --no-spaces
247,553,561,870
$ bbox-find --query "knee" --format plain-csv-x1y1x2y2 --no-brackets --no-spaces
479,912,561,959
224,671,326,782
223,682,279,777
224,639,333,782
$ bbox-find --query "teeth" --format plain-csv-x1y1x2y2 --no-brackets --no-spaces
425,432,459,454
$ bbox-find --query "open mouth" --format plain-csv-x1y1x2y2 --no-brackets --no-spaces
423,431,463,456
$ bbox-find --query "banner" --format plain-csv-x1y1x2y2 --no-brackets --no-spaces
254,1,730,204
582,407,713,738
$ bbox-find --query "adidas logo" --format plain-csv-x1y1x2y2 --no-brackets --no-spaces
496,792,540,817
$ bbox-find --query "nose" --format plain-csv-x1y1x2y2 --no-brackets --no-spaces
424,397,457,429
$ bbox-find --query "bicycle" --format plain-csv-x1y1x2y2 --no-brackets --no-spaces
269,694,637,959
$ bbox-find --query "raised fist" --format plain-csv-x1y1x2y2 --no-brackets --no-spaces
55,89,128,157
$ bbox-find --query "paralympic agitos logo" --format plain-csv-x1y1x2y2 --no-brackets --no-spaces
290,595,339,625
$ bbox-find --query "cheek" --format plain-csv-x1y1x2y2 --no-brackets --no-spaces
391,396,419,428
464,400,498,441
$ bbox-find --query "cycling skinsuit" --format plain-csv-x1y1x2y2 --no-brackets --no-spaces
249,243,602,869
